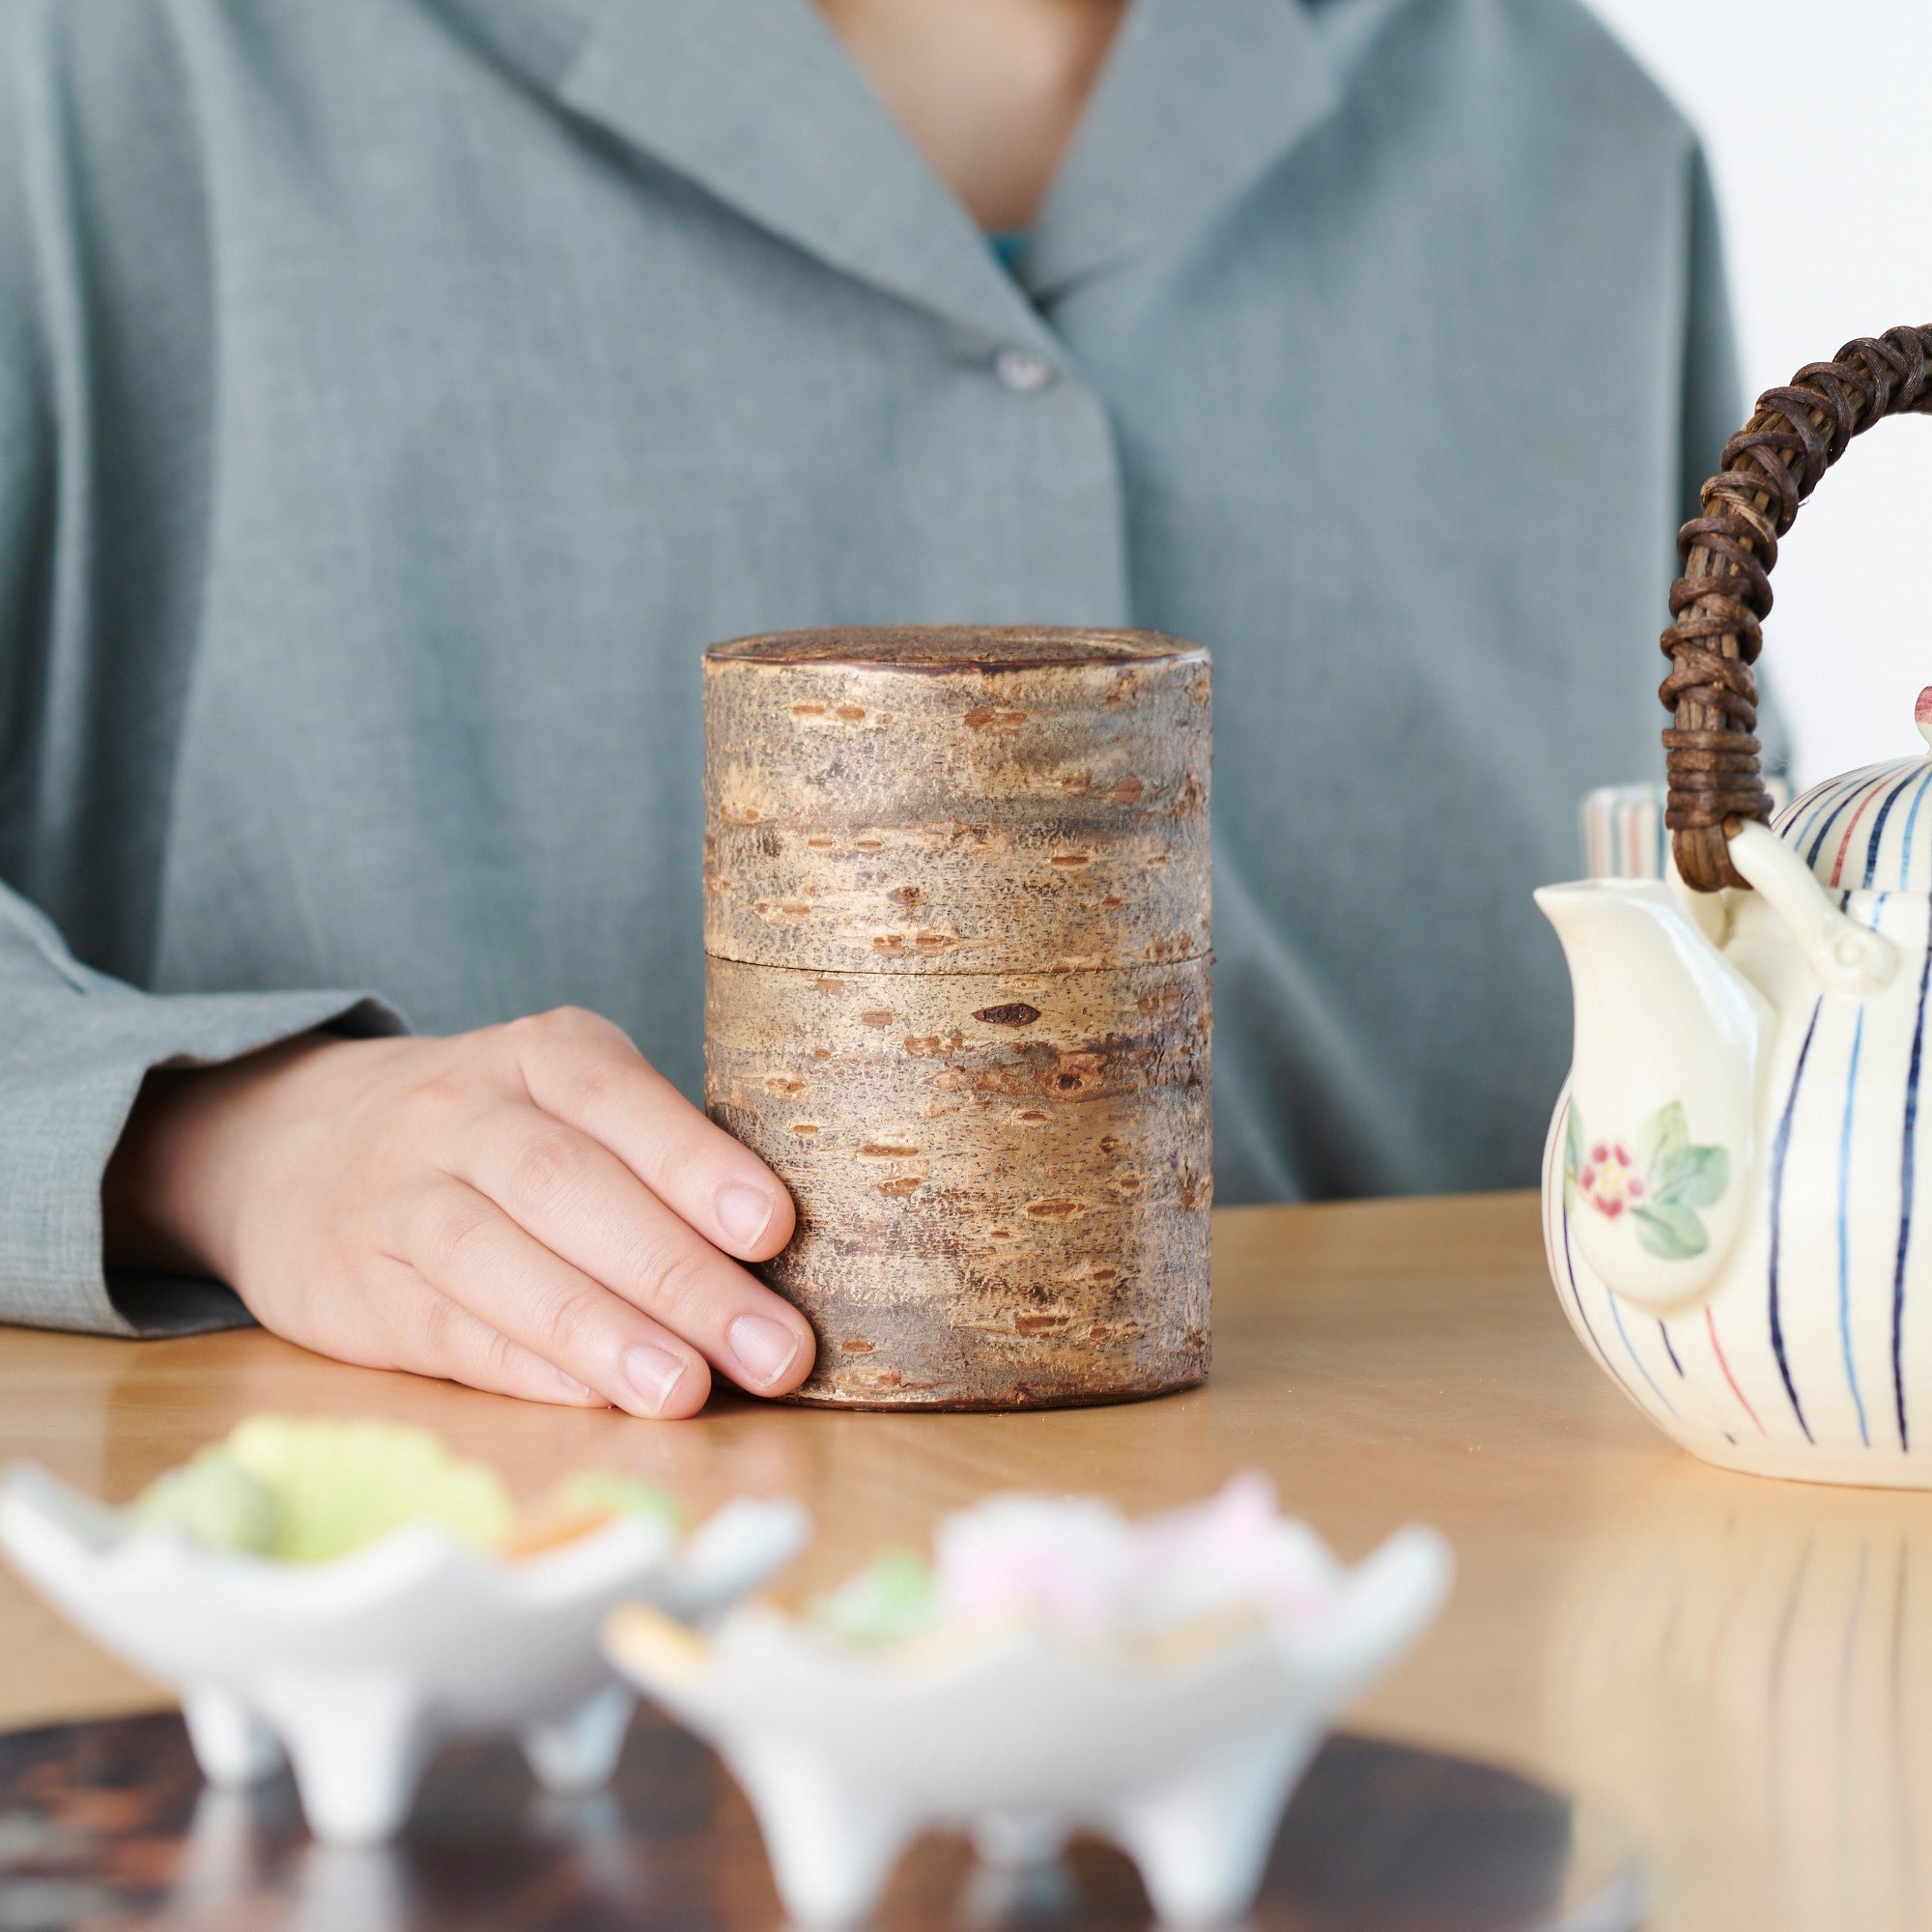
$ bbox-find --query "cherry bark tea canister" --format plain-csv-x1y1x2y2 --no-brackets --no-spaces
702,626,1211,1408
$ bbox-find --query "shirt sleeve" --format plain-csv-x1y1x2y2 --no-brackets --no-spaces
0,892,405,1338
0,3,407,1339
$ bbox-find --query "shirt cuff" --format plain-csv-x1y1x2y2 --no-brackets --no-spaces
0,987,407,1338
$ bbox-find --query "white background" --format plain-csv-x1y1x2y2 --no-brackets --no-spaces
1582,0,1932,785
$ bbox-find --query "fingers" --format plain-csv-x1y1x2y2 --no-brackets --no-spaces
322,1256,614,1409
505,1008,797,1262
393,1179,718,1418
439,1103,816,1399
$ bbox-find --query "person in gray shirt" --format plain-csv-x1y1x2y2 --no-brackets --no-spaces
0,0,1742,1412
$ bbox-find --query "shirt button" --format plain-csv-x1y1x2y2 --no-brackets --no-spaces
993,347,1057,394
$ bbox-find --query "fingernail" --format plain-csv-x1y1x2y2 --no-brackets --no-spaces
553,1360,603,1406
728,1312,802,1389
717,1182,777,1250
620,1342,690,1416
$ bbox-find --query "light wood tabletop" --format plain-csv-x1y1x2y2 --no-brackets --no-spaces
2,1190,1926,1932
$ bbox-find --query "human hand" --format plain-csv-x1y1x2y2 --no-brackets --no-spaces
101,1009,811,1416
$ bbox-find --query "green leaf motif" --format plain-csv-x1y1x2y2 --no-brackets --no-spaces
1634,1203,1709,1260
1638,1100,1690,1178
1572,1099,1729,1260
1652,1144,1728,1209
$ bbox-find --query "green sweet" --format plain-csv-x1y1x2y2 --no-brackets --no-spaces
546,1468,684,1532
131,1448,278,1555
222,1416,516,1562
810,1548,942,1645
128,1419,695,1566
130,1416,517,1563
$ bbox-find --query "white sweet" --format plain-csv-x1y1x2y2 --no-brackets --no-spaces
0,1462,807,1844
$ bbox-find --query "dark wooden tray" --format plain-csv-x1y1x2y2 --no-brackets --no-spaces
0,1709,1641,1930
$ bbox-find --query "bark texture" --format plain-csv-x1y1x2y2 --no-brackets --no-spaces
706,956,1211,1406
702,627,1211,1408
703,627,1209,975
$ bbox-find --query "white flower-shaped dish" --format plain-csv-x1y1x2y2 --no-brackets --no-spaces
606,1508,1452,1927
0,1463,807,1845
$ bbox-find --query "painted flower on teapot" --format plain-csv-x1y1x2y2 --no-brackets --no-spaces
1564,1104,1728,1259
1538,696,1932,1488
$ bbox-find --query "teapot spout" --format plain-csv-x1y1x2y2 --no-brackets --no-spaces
1535,879,1770,1314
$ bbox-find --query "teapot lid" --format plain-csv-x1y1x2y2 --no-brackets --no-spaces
1773,689,1932,894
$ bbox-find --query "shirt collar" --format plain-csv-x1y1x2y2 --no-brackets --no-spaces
438,0,1357,333
1025,0,1344,298
556,0,1056,352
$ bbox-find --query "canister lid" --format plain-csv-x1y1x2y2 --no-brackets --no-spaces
706,626,1205,671
1773,692,1932,895
702,626,1211,975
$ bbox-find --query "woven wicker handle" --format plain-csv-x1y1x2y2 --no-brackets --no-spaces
1663,325,1932,891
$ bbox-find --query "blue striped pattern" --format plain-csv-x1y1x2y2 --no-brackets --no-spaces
1606,1279,1677,1418
1777,766,1881,863
1579,784,1671,881
1903,769,1932,884
1774,758,1932,894
1582,780,1789,881
1809,770,1889,876
1840,1002,1872,1445
1659,1321,1684,1375
1769,1001,1822,1441
1894,927,1932,1451
1835,901,1889,1447
1863,773,1924,886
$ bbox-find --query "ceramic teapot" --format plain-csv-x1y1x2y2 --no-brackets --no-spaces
1540,325,1932,1487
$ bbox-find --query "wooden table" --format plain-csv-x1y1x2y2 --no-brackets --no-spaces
2,1192,1924,1932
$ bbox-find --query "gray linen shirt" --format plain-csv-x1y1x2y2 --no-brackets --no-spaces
0,0,1742,1336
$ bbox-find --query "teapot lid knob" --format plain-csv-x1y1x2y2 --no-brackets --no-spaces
1918,687,1932,751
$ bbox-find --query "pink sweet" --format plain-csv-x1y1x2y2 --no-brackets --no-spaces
934,1497,1131,1628
1134,1475,1335,1630
930,1476,1340,1637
